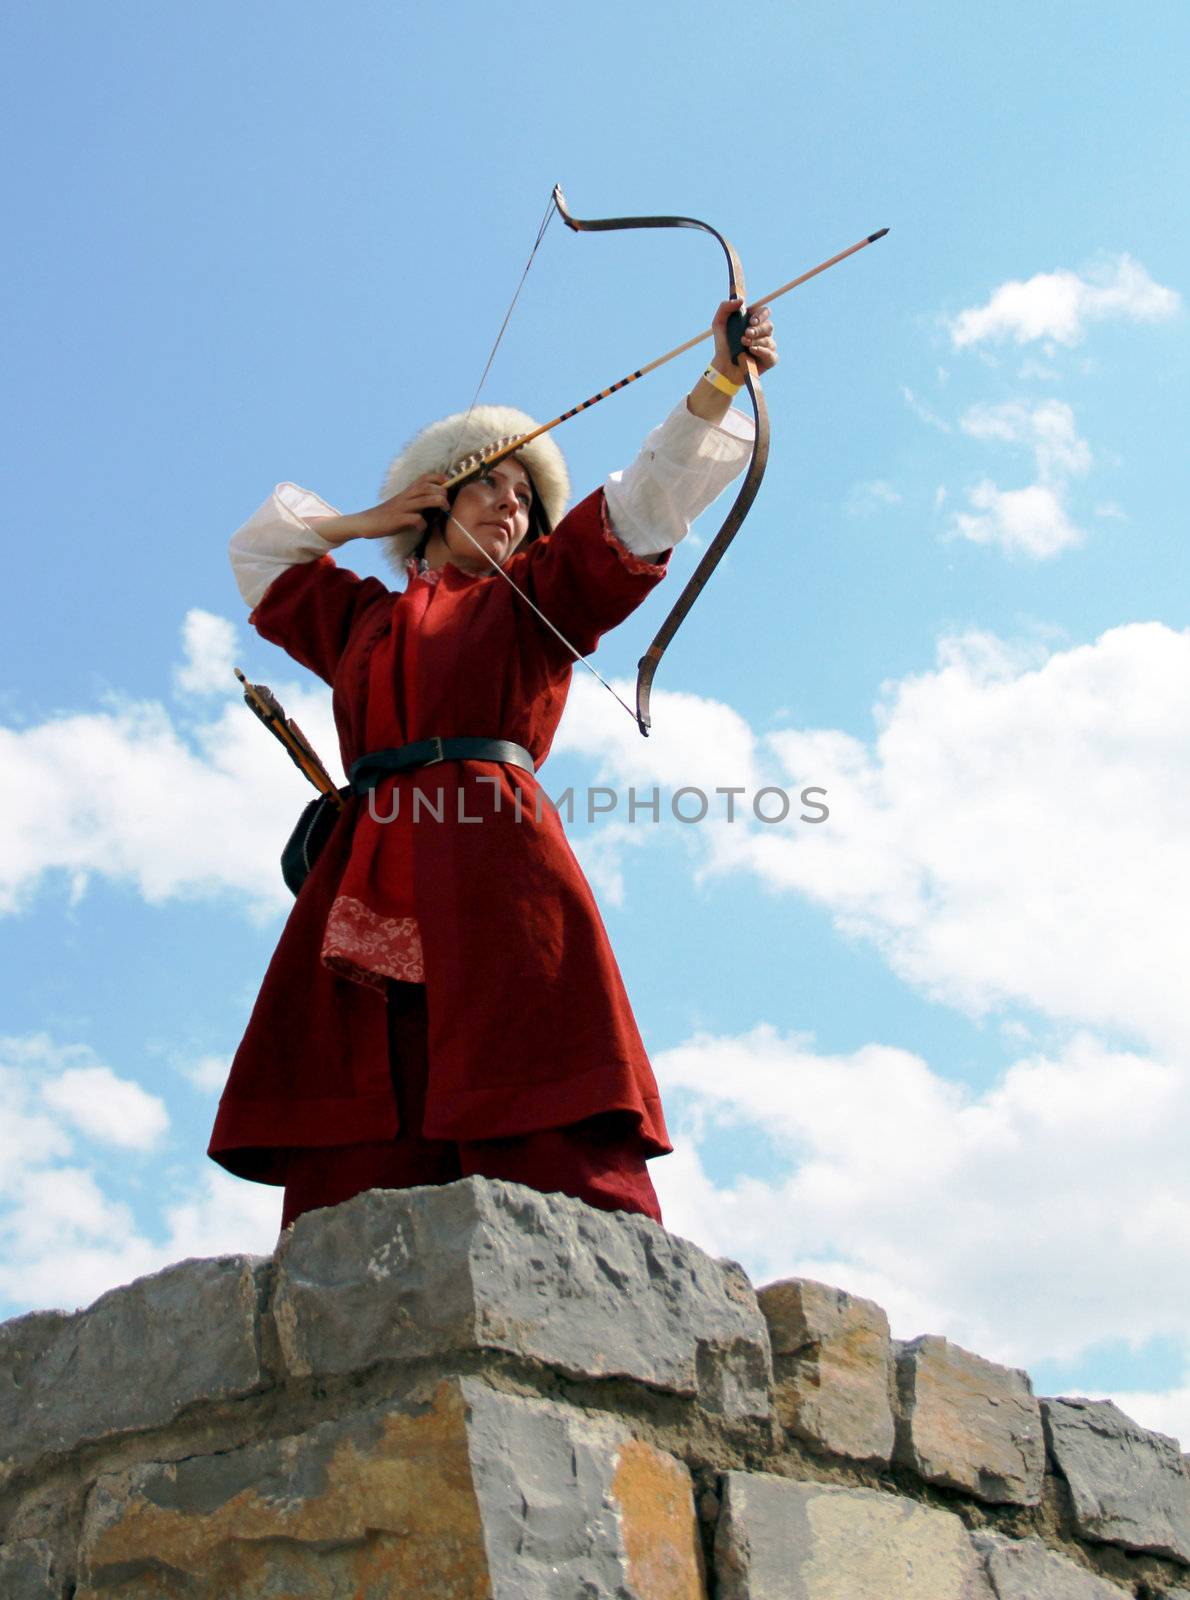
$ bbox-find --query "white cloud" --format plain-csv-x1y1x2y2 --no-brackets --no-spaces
0,1164,279,1315
742,623,1190,1055
652,1024,1190,1442
959,400,1091,482
907,392,1097,564
174,609,239,696
950,254,1181,348
846,480,902,516
0,1071,73,1181
560,620,1190,1059
553,679,762,800
901,386,951,432
41,1066,169,1150
0,1031,279,1315
1017,357,1060,382
180,1053,232,1093
0,612,340,919
566,819,646,908
949,401,1091,558
2,1034,167,1159
1110,1380,1190,1449
951,481,1084,558
162,1167,281,1264
0,1036,164,1308
0,1165,160,1312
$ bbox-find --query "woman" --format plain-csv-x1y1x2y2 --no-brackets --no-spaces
209,299,778,1229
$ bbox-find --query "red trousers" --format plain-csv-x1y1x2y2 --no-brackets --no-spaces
281,982,663,1230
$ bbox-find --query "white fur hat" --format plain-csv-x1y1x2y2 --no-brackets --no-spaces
378,405,570,572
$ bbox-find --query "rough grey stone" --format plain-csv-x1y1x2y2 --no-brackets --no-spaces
715,1471,993,1599
464,1381,705,1597
1043,1397,1190,1563
0,1536,61,1598
0,1255,267,1486
758,1277,895,1464
895,1335,1044,1504
972,1532,1128,1598
272,1176,772,1420
77,1378,705,1598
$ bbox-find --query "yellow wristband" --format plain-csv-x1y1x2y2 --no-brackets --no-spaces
702,365,741,397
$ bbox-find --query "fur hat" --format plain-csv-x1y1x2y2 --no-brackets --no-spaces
378,405,570,573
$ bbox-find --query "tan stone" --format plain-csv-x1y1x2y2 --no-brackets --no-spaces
613,1438,707,1600
0,1536,61,1598
77,1380,489,1599
715,1472,993,1599
896,1336,1044,1505
76,1378,705,1598
972,1532,1130,1598
758,1277,896,1463
1042,1396,1190,1561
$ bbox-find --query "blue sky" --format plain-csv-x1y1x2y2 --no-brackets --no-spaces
3,3,1189,1436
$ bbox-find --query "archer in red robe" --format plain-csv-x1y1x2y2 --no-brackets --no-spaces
209,301,777,1227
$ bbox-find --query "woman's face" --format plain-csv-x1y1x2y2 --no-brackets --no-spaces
446,457,535,571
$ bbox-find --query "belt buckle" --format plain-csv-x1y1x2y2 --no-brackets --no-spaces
424,736,446,766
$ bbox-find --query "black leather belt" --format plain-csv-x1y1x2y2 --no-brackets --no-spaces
348,737,534,794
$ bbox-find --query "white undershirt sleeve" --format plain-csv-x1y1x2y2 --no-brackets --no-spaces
231,406,754,604
229,482,342,607
603,400,755,557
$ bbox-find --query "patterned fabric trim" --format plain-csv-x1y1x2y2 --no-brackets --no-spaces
404,556,442,585
598,493,668,576
322,894,426,988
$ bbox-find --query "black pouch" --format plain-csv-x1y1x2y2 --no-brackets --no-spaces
281,788,350,897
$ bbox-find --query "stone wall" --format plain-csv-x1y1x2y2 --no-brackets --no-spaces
1,1176,1188,1598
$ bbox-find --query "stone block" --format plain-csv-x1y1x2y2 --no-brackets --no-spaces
0,1537,62,1599
758,1277,895,1463
467,1388,706,1600
271,1176,771,1421
77,1377,706,1598
714,1471,993,1599
972,1532,1128,1598
0,1256,267,1487
895,1335,1044,1504
1043,1397,1190,1564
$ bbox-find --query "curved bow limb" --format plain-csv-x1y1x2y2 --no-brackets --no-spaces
552,186,771,736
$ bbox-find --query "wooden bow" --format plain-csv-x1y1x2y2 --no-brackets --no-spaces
444,187,888,735
550,187,770,734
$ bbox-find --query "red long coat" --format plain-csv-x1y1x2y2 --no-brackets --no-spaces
209,490,673,1184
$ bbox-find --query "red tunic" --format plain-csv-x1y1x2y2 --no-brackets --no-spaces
209,490,673,1184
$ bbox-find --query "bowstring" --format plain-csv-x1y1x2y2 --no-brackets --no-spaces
431,188,642,732
435,187,641,727
447,514,640,724
443,190,558,468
